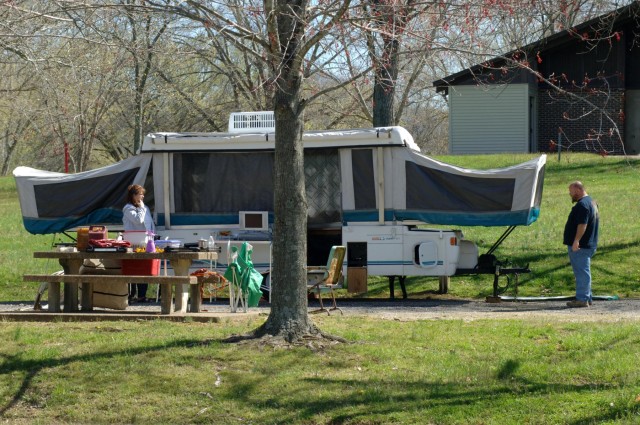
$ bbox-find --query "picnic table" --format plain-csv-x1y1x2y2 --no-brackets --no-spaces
26,250,217,315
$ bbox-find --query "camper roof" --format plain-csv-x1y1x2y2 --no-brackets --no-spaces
141,126,419,153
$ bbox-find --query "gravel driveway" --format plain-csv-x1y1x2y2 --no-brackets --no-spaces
331,297,640,322
1,297,638,322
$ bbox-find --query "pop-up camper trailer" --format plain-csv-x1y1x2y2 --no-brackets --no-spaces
14,112,546,297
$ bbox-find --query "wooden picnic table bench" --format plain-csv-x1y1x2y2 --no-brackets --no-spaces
23,274,200,315
30,250,217,315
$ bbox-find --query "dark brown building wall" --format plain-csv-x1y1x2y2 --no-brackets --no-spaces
537,88,625,154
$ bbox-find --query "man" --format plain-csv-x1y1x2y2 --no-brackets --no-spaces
563,181,599,307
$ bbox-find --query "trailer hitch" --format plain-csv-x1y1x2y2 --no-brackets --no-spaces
471,225,531,301
487,263,531,302
387,226,531,300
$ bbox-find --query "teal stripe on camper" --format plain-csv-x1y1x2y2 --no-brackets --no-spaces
22,208,123,235
368,260,413,266
420,260,444,266
157,213,273,227
342,210,395,223
343,208,540,227
157,213,237,227
394,209,537,227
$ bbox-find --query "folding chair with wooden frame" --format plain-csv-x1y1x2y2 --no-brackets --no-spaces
307,245,346,315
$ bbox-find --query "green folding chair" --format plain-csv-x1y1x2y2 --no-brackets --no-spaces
224,242,263,312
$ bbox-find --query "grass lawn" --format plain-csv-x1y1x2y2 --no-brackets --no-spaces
1,152,640,424
1,317,640,424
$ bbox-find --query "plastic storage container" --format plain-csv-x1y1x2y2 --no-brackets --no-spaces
123,230,148,248
88,225,108,241
155,239,181,249
121,259,160,276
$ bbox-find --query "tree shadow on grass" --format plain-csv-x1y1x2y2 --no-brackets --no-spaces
249,360,633,424
491,358,637,425
0,338,204,417
2,342,636,424
486,239,640,270
492,239,640,288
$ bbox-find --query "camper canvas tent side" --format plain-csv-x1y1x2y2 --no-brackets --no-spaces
13,155,151,234
339,145,545,279
339,145,546,227
13,122,546,294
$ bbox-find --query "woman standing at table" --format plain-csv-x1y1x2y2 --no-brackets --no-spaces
123,184,155,303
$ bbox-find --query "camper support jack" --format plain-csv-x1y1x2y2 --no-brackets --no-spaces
387,275,453,298
388,275,407,299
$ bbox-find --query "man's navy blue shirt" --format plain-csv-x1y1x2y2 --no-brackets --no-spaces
563,195,599,248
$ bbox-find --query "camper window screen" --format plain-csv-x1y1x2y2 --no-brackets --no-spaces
173,153,274,213
305,150,341,224
352,149,376,210
405,162,514,211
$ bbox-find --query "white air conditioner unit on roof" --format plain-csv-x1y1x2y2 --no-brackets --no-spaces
228,111,275,133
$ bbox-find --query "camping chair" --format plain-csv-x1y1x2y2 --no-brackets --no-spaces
225,245,247,312
307,245,346,315
224,241,263,313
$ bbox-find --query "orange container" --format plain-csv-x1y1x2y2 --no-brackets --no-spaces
76,227,90,251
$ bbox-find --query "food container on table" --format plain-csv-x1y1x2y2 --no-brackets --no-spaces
155,239,182,249
76,227,90,251
123,230,148,249
88,225,108,241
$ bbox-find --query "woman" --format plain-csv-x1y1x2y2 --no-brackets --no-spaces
123,184,155,303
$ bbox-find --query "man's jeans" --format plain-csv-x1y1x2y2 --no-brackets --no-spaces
568,246,596,302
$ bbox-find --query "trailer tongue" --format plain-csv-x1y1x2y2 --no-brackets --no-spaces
454,226,531,301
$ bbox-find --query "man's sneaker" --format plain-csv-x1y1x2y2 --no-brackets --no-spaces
588,300,593,306
566,300,589,308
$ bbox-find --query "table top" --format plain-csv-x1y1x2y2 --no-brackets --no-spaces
34,250,218,261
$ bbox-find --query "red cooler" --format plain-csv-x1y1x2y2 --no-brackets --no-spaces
121,259,160,276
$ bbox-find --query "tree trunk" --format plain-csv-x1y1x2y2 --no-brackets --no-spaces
372,35,399,127
133,90,143,154
257,91,317,342
255,0,319,342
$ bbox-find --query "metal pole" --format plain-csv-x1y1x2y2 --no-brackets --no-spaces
557,132,562,161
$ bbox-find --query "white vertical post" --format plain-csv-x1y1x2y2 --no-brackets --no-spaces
163,152,171,229
377,147,385,224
